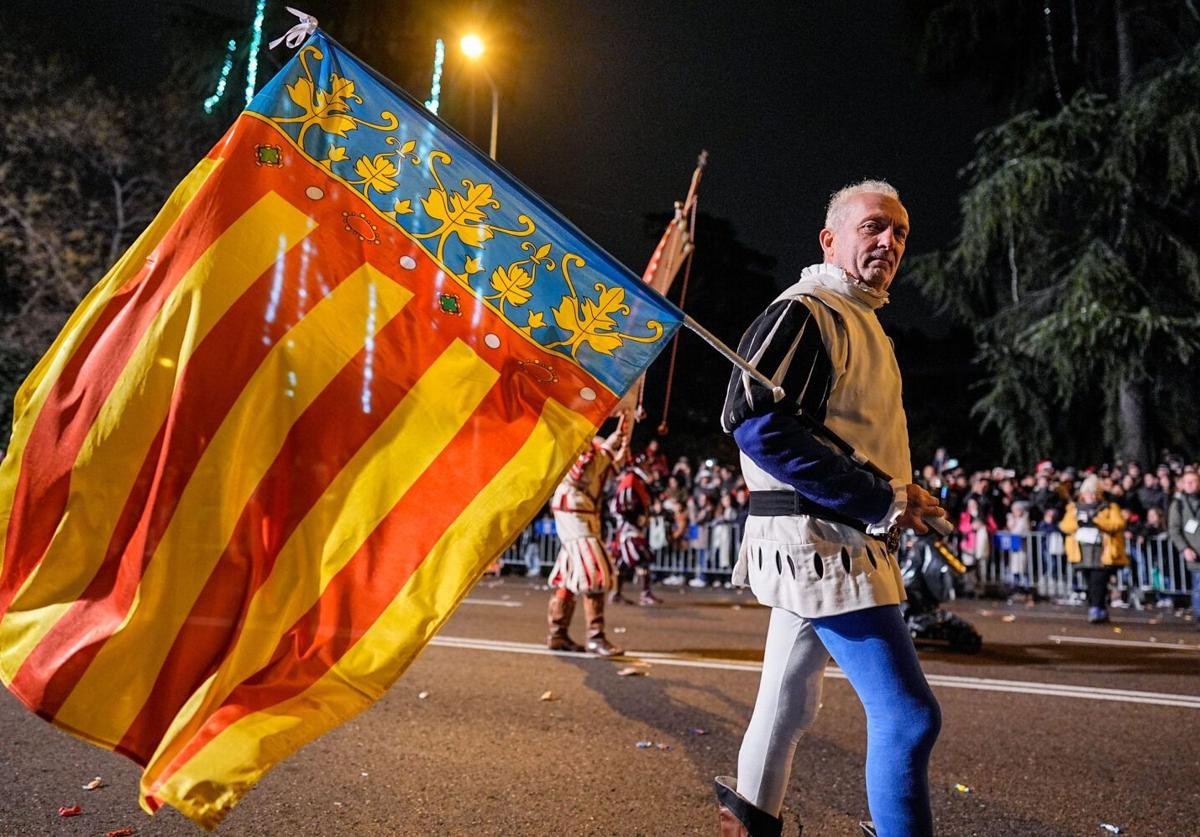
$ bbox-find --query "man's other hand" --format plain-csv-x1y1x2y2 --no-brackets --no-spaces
897,483,946,534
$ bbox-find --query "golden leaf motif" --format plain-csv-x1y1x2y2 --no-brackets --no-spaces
285,76,317,111
534,243,552,261
400,139,416,155
285,73,361,138
393,199,413,215
551,285,631,357
488,264,534,307
421,181,499,251
315,75,358,111
319,145,349,169
464,255,483,275
354,153,399,194
274,49,398,145
519,309,546,337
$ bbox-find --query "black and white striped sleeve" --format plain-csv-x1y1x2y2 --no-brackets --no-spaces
721,298,833,433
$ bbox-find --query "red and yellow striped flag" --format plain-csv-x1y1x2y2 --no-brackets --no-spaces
0,32,680,828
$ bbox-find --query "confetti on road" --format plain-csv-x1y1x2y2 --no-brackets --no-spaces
655,743,672,751
417,691,430,700
1001,614,1016,623
57,805,82,817
690,728,708,736
106,829,136,837
635,741,653,749
83,777,105,790
617,667,646,677
1100,824,1122,834
954,784,972,795
539,690,557,701
612,627,627,634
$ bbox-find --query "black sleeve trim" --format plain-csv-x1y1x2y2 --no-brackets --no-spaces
721,298,834,433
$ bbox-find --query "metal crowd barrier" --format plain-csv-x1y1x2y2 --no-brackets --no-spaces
499,518,741,583
498,519,1195,601
973,530,1194,601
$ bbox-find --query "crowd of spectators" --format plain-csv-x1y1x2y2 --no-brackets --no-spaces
633,439,750,587
519,435,1199,612
587,441,1200,601
913,449,1200,606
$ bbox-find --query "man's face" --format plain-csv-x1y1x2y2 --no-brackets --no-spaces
820,192,910,292
1182,472,1198,494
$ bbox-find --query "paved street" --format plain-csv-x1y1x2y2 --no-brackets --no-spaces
2,578,1197,836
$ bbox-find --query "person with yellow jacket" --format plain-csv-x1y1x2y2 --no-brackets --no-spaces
1059,474,1128,623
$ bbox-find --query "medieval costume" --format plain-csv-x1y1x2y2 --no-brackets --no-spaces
608,461,663,606
714,264,941,837
546,432,625,655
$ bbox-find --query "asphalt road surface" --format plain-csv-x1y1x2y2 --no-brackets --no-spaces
1,578,1197,836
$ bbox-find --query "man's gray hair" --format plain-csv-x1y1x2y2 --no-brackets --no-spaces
824,179,901,229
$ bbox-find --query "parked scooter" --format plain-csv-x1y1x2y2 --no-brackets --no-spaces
900,533,983,654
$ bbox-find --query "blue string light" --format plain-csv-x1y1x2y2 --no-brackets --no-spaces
203,38,238,114
245,0,268,105
424,38,445,114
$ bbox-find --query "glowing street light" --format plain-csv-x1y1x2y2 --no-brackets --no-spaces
460,33,485,60
460,33,498,160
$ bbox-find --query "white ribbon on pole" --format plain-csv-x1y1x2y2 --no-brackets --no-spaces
269,7,318,50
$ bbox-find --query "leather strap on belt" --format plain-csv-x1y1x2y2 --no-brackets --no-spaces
748,489,892,547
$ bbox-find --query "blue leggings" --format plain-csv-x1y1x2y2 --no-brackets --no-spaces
737,605,940,836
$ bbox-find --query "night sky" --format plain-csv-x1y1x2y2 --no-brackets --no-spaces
9,0,1001,333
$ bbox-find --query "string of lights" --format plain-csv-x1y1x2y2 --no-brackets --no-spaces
424,38,445,114
203,38,238,114
244,0,268,105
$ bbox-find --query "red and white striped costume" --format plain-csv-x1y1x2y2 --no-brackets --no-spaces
610,466,653,571
548,439,618,594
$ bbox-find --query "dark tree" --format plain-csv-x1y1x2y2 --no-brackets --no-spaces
910,1,1200,465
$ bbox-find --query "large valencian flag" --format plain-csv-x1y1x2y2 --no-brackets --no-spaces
0,31,681,829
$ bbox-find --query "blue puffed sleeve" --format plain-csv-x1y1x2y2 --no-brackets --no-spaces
733,413,894,525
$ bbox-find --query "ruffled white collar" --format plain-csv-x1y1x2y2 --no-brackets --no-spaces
798,263,890,310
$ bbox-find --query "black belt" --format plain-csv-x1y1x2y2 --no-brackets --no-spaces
748,489,893,547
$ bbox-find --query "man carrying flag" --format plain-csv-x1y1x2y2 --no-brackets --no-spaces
715,180,945,837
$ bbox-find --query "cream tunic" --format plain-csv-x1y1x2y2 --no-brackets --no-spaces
732,264,911,617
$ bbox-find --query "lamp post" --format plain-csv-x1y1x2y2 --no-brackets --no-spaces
460,34,499,160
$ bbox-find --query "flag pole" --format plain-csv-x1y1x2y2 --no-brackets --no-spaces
681,314,785,402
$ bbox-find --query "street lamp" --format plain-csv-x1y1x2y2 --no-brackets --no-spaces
460,33,498,160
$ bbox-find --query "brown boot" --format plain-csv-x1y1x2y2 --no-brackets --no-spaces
608,576,632,605
637,569,662,606
582,593,623,656
714,776,785,837
547,592,584,652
